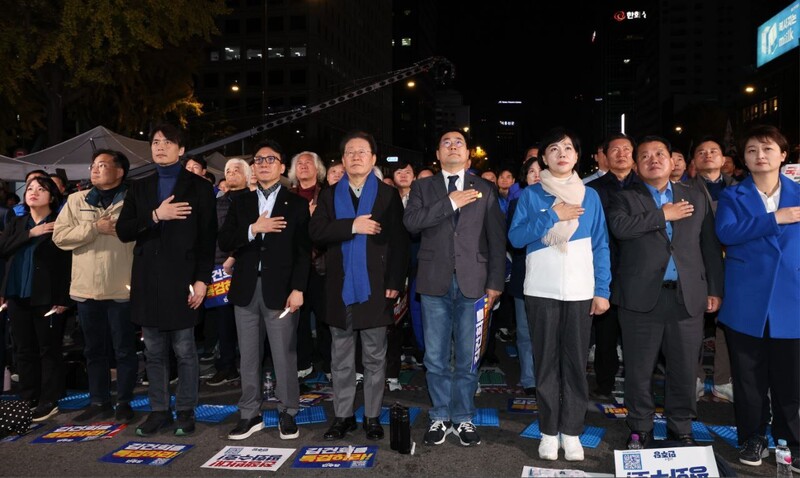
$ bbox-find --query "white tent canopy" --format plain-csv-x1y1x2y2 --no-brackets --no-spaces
0,126,152,182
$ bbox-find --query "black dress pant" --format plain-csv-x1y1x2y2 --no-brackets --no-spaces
592,305,620,394
8,298,65,405
725,323,800,454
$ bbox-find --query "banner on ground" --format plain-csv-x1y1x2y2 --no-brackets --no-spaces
614,446,718,477
99,441,193,466
32,423,126,443
201,446,295,471
292,445,377,469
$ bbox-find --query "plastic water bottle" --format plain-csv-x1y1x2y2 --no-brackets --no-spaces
262,371,275,400
776,439,792,477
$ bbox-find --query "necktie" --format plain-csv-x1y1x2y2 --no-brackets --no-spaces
448,175,459,224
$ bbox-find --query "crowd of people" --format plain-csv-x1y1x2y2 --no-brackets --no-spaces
0,123,797,472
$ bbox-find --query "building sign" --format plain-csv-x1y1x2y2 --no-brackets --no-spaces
757,1,800,67
614,11,647,21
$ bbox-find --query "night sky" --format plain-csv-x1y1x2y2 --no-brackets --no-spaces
435,2,596,136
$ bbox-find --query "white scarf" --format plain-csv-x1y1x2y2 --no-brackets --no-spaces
539,169,585,253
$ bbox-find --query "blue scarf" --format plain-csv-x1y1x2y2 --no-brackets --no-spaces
334,172,378,306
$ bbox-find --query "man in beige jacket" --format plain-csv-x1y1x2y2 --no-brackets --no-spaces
53,149,137,423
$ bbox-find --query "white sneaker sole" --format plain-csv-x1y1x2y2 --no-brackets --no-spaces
228,422,264,440
279,428,300,440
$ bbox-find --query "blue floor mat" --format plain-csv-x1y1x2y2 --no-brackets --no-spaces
195,404,238,423
709,425,776,449
58,392,90,410
129,394,176,412
653,419,714,442
263,405,327,427
520,420,606,449
473,408,500,427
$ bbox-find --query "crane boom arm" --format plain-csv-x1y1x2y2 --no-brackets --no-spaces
187,56,452,156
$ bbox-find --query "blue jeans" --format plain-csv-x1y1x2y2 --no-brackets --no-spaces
514,297,536,389
141,326,198,412
77,300,138,404
421,274,479,424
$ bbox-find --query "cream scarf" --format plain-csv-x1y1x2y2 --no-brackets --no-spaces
539,169,585,253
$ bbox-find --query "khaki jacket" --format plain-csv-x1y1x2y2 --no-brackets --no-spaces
53,187,134,301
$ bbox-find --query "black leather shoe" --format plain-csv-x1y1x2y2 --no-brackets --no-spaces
363,417,384,440
626,430,651,449
323,416,357,440
667,429,698,446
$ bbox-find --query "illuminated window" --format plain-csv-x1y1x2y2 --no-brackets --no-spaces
224,46,240,60
401,37,412,46
246,48,262,60
290,46,307,58
268,47,285,59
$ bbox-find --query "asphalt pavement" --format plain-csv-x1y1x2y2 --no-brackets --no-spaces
0,345,780,477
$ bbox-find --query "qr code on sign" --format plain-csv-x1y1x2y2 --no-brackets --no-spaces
622,452,643,470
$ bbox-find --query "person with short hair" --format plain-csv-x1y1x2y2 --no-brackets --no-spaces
219,139,310,441
0,176,71,422
116,123,217,437
310,131,408,442
608,135,723,450
509,128,610,461
715,125,800,470
53,149,137,424
404,128,506,447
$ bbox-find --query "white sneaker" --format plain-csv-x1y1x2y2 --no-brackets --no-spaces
696,377,705,401
386,378,402,391
712,381,734,403
297,365,313,379
538,433,559,460
561,434,584,461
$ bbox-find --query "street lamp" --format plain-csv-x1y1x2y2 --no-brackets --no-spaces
744,85,755,94
674,125,683,134
406,80,416,88
231,81,240,93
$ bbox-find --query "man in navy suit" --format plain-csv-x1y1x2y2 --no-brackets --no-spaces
404,128,506,447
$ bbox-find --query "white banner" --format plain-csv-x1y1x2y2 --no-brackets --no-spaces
201,446,295,472
614,446,718,477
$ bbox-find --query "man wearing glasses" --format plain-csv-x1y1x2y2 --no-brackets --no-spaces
116,123,217,437
218,139,310,441
310,130,408,441
404,128,506,447
53,149,137,424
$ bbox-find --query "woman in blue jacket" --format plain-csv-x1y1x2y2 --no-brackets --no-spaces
508,127,610,462
715,125,800,471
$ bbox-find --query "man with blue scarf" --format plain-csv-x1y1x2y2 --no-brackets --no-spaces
310,131,408,441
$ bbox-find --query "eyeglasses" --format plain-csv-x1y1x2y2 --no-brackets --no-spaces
440,139,465,149
88,163,116,171
151,139,175,147
253,155,281,164
344,149,371,158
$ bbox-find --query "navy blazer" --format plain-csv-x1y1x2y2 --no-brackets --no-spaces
715,174,800,339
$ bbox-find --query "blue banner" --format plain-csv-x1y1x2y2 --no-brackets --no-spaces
292,446,377,469
204,265,232,309
757,1,800,67
99,441,193,466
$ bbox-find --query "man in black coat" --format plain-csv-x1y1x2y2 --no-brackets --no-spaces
310,131,408,441
116,124,217,437
218,140,310,441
